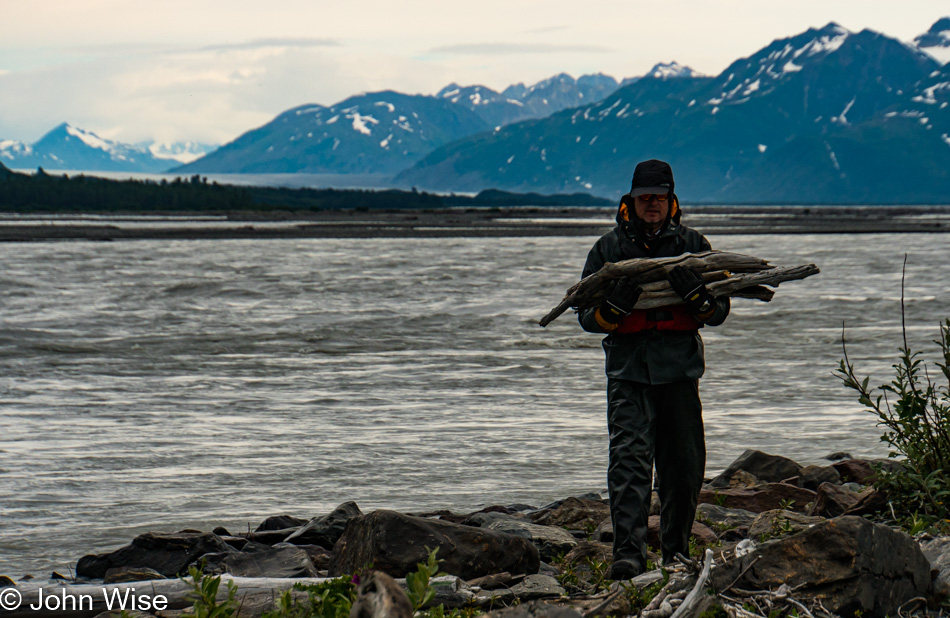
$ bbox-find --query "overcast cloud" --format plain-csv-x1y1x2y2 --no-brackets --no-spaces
1,0,947,146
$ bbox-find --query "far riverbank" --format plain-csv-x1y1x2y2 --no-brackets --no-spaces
1,205,949,241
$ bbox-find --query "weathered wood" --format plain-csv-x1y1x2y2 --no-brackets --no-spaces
539,252,819,326
669,549,714,618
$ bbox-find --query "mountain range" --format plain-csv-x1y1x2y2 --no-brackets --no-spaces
2,18,948,204
397,22,950,203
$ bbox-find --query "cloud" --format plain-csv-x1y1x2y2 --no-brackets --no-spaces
427,43,612,55
195,38,340,53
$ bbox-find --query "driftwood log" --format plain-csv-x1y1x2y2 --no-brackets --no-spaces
539,251,820,327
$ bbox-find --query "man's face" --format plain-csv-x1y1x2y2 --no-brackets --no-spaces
633,193,669,229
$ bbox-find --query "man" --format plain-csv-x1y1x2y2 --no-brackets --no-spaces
577,159,729,580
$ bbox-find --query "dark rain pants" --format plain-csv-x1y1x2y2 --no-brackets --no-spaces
606,377,706,568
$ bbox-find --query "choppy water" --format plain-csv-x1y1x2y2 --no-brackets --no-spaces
1,231,947,578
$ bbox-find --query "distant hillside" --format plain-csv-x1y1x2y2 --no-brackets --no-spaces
395,22,950,204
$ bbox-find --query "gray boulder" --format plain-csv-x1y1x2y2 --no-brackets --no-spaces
464,512,577,562
708,450,802,488
481,600,582,617
695,504,758,531
809,482,862,517
76,531,234,579
284,501,362,549
329,509,540,580
218,545,320,578
710,516,932,618
507,574,566,601
698,483,816,514
919,536,950,599
797,465,842,490
747,509,824,541
254,514,308,532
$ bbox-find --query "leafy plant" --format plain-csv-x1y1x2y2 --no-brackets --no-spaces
261,576,356,618
406,547,444,611
182,565,238,618
837,265,950,527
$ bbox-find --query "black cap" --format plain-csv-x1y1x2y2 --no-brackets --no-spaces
628,159,674,197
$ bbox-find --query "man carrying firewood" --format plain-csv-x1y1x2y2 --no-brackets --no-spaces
577,159,730,580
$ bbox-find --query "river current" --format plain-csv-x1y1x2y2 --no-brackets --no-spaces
0,231,947,577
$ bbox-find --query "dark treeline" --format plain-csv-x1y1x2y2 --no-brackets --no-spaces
0,166,612,213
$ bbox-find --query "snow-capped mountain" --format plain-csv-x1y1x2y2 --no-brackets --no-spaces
395,23,950,203
437,72,623,128
500,73,619,119
175,90,491,174
0,123,175,173
915,17,950,64
619,62,703,88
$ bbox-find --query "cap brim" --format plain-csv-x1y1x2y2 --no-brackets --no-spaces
629,186,671,197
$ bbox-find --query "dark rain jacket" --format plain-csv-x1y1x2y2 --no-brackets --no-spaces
578,206,730,385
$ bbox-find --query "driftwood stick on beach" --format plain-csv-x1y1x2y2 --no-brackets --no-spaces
539,251,819,326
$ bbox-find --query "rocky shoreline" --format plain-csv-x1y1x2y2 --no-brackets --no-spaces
3,450,949,618
1,205,950,241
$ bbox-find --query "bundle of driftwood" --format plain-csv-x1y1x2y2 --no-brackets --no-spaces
539,251,820,327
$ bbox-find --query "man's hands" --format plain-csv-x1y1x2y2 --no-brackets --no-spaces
669,266,714,315
598,277,642,327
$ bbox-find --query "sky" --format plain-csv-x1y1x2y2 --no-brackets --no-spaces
1,0,947,148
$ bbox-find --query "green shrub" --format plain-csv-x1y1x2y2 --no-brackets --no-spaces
837,317,950,527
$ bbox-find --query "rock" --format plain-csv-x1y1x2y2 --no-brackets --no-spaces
76,531,234,579
843,488,889,517
329,509,540,580
507,574,566,600
709,516,932,618
919,536,950,599
481,600,582,617
284,501,362,549
561,541,612,567
218,545,320,578
832,459,878,484
809,482,862,517
593,517,613,543
0,576,15,587
527,497,610,532
698,483,817,514
467,572,522,590
219,535,251,550
102,566,167,584
350,570,413,618
463,512,577,562
727,470,760,488
824,451,853,461
254,514,308,532
695,504,758,531
274,542,331,571
797,465,841,490
747,509,824,541
244,528,298,545
707,450,802,488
